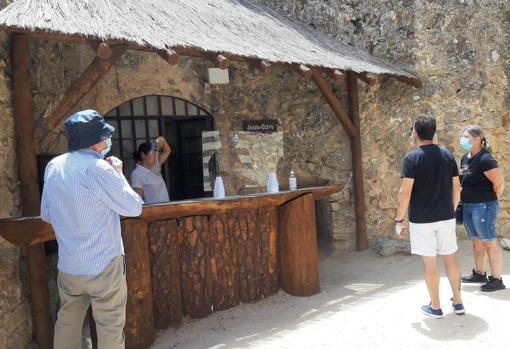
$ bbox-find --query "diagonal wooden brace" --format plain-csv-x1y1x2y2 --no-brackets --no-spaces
311,69,357,137
34,44,128,147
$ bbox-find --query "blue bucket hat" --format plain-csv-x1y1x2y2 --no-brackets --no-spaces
64,110,115,151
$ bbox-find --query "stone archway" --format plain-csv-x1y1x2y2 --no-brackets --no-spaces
105,95,215,200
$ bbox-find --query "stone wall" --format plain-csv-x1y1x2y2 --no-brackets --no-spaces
1,1,509,345
33,0,510,249
256,0,510,245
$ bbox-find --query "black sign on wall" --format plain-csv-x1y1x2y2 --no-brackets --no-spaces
242,119,278,132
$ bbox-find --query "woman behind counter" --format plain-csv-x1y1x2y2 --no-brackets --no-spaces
459,125,505,292
131,136,172,204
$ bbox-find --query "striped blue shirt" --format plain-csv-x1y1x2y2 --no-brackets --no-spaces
40,149,143,276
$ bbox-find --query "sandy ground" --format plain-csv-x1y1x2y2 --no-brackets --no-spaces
150,240,510,349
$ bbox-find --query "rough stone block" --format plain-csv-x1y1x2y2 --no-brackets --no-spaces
375,238,411,256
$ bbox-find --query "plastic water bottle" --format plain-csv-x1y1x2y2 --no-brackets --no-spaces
289,170,297,191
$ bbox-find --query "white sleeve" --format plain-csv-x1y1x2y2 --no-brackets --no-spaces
130,169,144,189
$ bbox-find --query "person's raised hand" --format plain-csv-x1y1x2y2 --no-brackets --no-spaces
106,156,123,175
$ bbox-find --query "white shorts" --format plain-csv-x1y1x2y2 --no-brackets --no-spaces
409,218,458,257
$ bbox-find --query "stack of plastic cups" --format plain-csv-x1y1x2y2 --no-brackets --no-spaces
213,176,225,199
266,173,279,193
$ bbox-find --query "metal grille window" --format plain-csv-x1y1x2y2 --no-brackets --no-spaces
105,95,213,200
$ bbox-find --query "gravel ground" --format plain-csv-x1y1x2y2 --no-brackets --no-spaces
151,240,510,349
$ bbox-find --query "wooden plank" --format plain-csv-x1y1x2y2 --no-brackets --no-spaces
148,220,183,329
292,64,312,79
10,33,53,349
157,48,179,65
237,210,262,302
179,216,213,318
0,186,343,247
209,214,240,310
311,69,357,137
258,207,279,296
140,186,342,222
122,219,154,349
33,44,127,147
278,194,320,296
346,72,368,251
0,216,54,246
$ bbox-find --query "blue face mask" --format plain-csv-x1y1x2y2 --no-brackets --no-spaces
100,138,112,157
459,136,472,152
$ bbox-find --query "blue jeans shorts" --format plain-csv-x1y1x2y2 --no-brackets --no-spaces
462,200,499,241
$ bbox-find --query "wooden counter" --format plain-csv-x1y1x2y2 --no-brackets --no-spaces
0,185,340,349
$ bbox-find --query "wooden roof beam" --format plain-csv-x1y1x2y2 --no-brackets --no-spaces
254,59,272,73
291,64,312,79
356,72,377,86
394,75,423,88
206,53,230,69
325,69,345,84
157,48,179,65
311,69,356,137
90,41,112,60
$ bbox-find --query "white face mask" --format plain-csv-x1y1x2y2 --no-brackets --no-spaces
100,138,112,157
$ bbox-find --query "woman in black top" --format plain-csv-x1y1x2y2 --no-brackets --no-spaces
459,125,505,291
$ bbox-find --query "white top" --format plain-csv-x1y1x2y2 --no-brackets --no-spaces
131,164,170,204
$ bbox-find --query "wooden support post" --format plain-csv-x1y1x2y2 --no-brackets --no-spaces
311,69,356,137
122,219,154,349
10,33,53,349
346,72,368,251
148,220,183,328
34,44,127,147
278,194,320,296
157,48,179,65
326,69,345,84
90,41,112,60
179,216,213,317
292,64,312,79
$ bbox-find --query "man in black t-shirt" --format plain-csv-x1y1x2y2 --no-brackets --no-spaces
395,114,464,318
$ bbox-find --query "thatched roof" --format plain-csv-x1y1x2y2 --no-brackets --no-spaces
0,0,419,83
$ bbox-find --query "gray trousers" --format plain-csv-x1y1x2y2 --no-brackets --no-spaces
54,255,127,349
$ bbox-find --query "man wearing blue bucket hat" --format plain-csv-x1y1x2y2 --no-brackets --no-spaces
40,109,143,349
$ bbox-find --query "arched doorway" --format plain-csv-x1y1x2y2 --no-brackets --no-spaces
105,95,214,200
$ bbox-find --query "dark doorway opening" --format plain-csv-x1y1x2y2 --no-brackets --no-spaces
105,95,214,201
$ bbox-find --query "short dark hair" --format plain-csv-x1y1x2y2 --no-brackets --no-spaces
413,114,436,140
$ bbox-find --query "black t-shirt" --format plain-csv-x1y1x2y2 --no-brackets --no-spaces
400,144,459,223
460,150,498,203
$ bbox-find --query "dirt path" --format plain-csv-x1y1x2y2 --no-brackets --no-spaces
151,240,510,349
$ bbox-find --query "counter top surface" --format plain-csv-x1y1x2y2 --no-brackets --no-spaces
0,185,341,246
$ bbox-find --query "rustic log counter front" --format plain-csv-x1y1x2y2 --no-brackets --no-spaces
0,185,340,349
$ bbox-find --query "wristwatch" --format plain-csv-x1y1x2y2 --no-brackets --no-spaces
394,218,404,224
